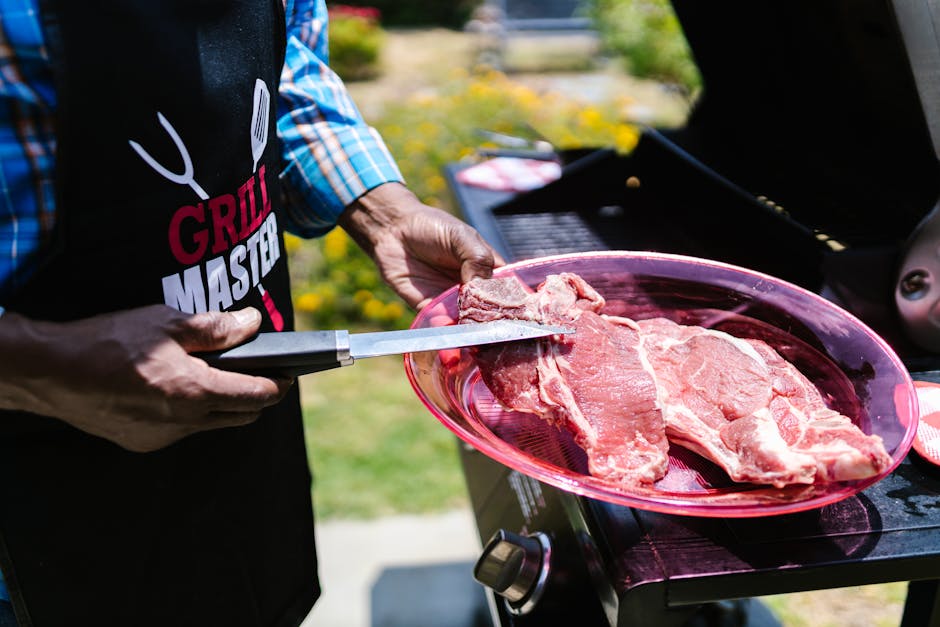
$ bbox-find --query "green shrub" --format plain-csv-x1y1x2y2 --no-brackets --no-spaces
287,228,414,332
590,0,701,92
327,5,384,81
372,69,640,207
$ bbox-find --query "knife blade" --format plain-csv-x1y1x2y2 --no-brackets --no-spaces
198,320,572,377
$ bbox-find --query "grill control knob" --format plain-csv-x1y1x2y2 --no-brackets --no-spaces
473,530,551,615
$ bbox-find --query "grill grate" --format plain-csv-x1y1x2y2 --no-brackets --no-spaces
494,205,643,261
495,212,606,259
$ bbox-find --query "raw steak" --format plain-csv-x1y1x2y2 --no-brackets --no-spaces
636,317,891,487
458,273,892,489
746,340,893,482
459,273,670,485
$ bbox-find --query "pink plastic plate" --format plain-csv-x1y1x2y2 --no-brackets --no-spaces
404,252,918,517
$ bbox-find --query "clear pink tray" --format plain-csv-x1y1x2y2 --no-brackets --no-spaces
404,252,918,517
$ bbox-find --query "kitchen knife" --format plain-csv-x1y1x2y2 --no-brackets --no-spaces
198,320,572,377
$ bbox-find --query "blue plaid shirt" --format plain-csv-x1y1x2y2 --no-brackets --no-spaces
0,0,403,305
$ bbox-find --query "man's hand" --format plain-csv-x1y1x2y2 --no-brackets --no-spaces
0,305,291,452
339,182,504,310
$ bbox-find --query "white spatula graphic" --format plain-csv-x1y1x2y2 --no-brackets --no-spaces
250,78,270,173
248,78,282,330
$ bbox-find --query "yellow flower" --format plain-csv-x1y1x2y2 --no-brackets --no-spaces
613,125,640,152
558,130,581,147
383,301,405,320
577,107,604,129
295,292,323,313
354,289,373,304
362,298,385,320
323,228,348,262
284,233,303,254
468,81,497,100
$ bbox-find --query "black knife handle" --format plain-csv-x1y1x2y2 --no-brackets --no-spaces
196,330,351,377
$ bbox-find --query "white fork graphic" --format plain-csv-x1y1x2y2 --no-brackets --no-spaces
128,112,209,200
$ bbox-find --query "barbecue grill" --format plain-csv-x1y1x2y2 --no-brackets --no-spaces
441,1,940,625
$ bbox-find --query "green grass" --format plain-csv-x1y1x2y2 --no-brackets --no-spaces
300,353,468,520
760,583,907,626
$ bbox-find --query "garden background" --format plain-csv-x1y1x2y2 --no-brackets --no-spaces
295,3,906,625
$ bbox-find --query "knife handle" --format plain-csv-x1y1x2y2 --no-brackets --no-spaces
196,330,352,377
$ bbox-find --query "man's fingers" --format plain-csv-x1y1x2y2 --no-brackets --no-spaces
411,222,500,282
448,222,503,285
199,367,293,412
172,307,263,353
460,251,500,284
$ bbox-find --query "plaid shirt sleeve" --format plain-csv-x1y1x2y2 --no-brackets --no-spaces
0,0,57,304
278,0,404,238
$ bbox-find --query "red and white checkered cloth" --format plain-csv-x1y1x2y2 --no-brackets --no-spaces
913,380,940,465
456,157,562,192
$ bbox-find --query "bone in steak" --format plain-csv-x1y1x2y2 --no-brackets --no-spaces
458,273,892,488
459,272,670,485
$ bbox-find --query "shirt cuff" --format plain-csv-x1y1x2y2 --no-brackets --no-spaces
279,125,403,238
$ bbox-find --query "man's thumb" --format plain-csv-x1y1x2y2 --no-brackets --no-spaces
177,307,262,352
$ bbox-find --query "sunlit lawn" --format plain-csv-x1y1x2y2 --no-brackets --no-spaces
760,583,907,627
299,353,468,520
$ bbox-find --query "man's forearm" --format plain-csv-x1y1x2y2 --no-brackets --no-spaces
0,310,68,415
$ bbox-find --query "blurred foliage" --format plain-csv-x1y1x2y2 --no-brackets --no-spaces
330,0,482,28
286,229,413,331
288,68,640,332
373,68,640,206
589,0,701,92
327,5,385,81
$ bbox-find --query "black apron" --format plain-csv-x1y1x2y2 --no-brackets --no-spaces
0,1,319,625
